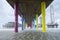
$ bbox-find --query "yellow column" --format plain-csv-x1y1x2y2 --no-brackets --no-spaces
36,14,38,30
41,1,46,32
26,23,28,29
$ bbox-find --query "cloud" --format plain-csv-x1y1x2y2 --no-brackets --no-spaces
46,0,60,23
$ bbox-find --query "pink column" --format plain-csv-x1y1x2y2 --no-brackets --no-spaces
14,0,18,32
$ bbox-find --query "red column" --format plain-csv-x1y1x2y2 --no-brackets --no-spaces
14,0,18,32
30,22,32,28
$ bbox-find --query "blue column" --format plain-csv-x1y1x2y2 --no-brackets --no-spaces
34,19,35,29
22,15,24,30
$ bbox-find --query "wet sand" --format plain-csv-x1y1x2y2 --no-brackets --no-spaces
0,30,60,40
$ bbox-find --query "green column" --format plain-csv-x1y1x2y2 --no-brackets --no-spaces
36,14,38,30
24,18,26,29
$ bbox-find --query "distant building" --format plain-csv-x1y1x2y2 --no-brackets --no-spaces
38,24,42,28
47,23,58,28
3,22,22,28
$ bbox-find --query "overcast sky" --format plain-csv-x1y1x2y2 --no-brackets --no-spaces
0,0,60,28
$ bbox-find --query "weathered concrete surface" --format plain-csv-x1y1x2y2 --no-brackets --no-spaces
0,30,60,40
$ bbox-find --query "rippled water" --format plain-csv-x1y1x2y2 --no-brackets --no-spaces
0,30,60,40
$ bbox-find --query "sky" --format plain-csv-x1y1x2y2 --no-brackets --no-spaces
0,0,60,28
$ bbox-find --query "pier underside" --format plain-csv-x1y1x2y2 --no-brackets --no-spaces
6,0,53,26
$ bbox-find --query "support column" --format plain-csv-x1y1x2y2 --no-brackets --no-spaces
22,15,24,30
26,23,28,29
22,16,26,30
23,18,26,29
32,21,34,29
14,0,18,32
36,14,38,30
30,22,32,28
41,1,46,32
34,19,35,29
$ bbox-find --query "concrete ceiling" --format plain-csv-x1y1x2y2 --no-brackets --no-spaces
6,0,53,26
